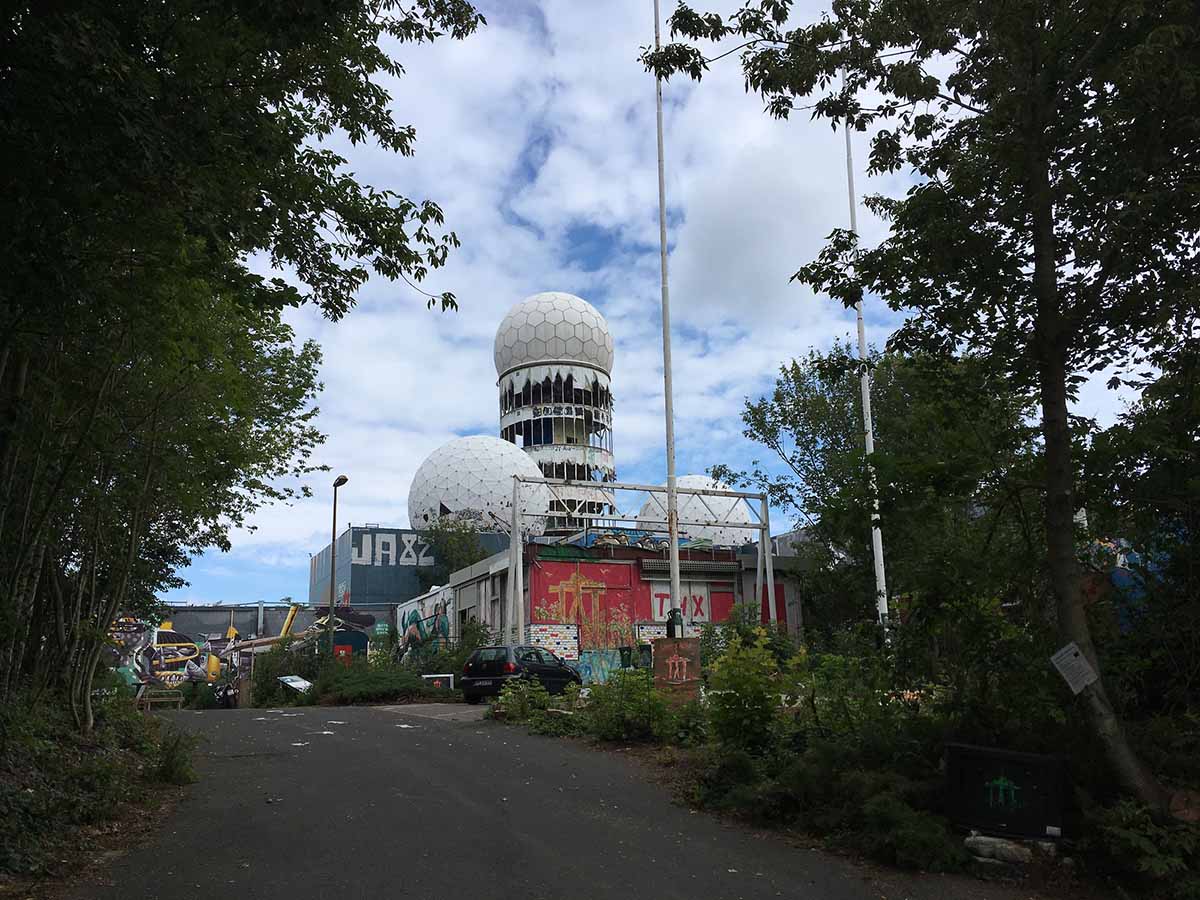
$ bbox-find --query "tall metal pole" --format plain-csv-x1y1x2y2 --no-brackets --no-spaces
327,482,341,659
653,0,683,618
843,118,889,628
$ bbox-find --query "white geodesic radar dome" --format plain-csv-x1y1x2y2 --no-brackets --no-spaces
407,436,552,535
494,292,614,376
636,474,755,546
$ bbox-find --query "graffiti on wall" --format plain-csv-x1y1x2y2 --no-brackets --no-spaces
350,531,434,567
575,649,622,684
534,565,636,651
397,591,452,660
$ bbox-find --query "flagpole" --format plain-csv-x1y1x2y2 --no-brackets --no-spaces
843,112,889,628
653,0,683,623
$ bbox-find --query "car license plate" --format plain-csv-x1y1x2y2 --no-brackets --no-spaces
475,680,493,686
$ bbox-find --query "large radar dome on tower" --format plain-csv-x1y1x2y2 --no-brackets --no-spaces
407,435,551,535
494,291,614,376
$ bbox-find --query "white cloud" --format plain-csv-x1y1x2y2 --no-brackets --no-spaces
167,0,1138,604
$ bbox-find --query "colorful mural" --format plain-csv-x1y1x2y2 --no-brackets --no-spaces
397,590,452,660
575,649,623,684
532,562,638,651
106,617,219,687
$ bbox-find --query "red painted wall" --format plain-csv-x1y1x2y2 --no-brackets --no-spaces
528,559,767,644
760,583,787,625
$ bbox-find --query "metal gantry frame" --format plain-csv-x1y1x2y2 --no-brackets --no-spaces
505,475,776,644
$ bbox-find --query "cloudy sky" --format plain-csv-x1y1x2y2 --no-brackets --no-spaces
165,0,1129,606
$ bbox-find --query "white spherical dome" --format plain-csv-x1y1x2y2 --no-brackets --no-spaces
637,475,755,546
408,436,551,535
494,291,614,376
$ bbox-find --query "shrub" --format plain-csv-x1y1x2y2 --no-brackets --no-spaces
707,630,784,753
582,670,672,742
179,682,218,710
155,729,198,785
694,747,762,810
315,661,446,705
528,708,585,736
1092,800,1200,899
251,640,320,707
493,678,550,721
858,793,968,872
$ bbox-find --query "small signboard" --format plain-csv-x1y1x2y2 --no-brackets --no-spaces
278,675,312,694
422,673,454,691
1050,642,1098,695
651,637,701,704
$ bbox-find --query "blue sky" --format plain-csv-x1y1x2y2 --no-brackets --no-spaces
163,1,1131,606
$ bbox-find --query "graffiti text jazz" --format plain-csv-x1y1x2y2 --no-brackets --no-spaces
351,532,434,567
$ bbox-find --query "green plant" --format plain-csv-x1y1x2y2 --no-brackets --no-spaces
251,641,321,707
155,729,198,785
494,678,551,722
1093,800,1200,898
858,793,968,872
582,670,672,742
315,661,449,705
707,630,785,753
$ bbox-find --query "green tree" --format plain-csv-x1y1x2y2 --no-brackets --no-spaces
714,344,1045,634
1082,326,1200,721
0,0,484,726
416,516,491,591
646,0,1198,815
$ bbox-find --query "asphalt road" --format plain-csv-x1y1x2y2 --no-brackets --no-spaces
70,705,1043,900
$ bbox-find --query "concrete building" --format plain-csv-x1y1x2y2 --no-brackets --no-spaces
306,523,508,612
443,539,805,682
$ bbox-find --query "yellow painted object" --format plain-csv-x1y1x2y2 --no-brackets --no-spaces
280,604,299,637
206,652,221,681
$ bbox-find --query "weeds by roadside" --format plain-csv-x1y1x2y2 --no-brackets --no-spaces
491,622,1200,898
0,681,198,876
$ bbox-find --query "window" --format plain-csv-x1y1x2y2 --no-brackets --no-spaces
541,418,553,444
552,375,563,402
476,647,506,664
532,380,542,404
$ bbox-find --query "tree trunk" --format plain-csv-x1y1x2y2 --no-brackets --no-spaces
1030,147,1169,815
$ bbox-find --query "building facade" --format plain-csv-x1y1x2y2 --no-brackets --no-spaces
306,524,507,610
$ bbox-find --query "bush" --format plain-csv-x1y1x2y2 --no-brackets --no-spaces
493,678,550,721
1091,800,1200,899
582,670,672,742
251,640,321,707
858,793,968,872
179,682,218,710
1,688,192,875
707,630,785,753
156,729,198,785
315,661,449,705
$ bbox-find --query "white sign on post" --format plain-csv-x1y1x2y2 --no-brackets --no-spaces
1050,642,1098,695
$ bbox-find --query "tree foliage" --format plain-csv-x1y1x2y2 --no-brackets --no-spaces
647,0,1199,815
714,344,1046,632
0,1,483,729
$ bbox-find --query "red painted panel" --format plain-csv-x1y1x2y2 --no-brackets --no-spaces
710,590,735,622
530,561,644,650
760,583,787,625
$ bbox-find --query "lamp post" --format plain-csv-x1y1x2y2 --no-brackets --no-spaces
328,474,348,660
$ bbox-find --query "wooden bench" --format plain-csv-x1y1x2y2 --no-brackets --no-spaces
137,688,184,711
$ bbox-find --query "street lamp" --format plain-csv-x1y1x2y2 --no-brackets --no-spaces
328,474,349,661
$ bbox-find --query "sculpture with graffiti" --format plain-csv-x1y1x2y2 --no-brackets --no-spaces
106,617,220,687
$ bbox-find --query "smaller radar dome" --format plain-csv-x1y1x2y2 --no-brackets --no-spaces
637,475,754,546
408,436,551,535
494,291,614,377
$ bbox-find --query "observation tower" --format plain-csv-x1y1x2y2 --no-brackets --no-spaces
494,292,616,534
